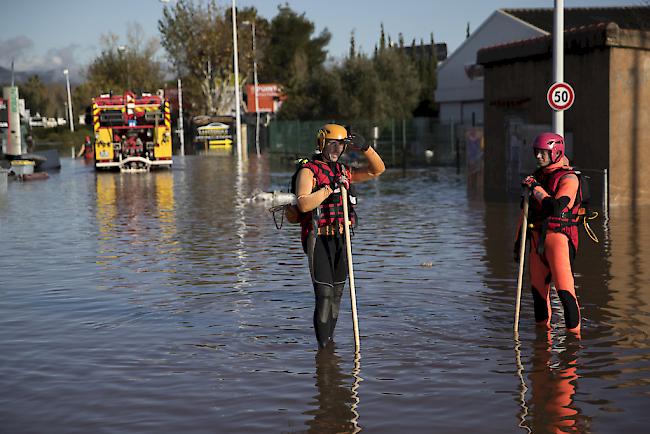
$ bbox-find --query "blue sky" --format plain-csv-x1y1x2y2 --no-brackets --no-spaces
0,0,642,77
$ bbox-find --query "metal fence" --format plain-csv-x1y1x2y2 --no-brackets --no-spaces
268,118,468,167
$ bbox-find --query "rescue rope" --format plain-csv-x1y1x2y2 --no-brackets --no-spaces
583,211,599,243
268,204,287,230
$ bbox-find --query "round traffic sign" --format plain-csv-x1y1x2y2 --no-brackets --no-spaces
547,82,575,111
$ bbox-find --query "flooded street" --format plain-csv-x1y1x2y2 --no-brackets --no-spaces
1,155,649,433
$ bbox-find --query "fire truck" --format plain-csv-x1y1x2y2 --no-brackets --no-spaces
92,91,173,172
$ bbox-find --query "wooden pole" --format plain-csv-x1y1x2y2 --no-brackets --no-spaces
514,190,530,332
341,185,360,350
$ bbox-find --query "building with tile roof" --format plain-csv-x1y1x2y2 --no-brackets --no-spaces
477,9,650,205
435,6,650,128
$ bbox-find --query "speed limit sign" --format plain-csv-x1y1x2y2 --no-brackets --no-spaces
547,82,575,111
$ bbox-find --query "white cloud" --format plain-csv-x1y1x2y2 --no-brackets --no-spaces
0,36,35,67
0,35,83,76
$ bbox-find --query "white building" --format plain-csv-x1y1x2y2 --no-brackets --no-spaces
435,10,546,125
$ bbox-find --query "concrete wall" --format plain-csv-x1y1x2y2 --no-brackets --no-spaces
609,42,650,206
482,48,611,202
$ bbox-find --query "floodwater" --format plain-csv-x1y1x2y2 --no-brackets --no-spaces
1,155,649,434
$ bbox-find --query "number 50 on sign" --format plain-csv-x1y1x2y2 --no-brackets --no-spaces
547,82,575,111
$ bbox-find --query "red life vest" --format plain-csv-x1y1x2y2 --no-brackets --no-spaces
529,166,582,250
299,159,355,242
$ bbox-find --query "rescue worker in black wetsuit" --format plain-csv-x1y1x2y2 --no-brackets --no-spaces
294,124,385,348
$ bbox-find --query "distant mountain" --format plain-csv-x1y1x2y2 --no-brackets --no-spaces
0,65,77,86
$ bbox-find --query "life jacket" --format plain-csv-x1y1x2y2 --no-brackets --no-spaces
529,166,582,251
293,157,356,243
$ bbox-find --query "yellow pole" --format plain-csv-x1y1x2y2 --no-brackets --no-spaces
514,190,530,332
341,185,360,350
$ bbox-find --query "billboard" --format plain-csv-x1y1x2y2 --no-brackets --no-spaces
245,84,285,114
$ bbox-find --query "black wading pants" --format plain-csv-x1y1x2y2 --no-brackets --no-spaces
308,234,348,348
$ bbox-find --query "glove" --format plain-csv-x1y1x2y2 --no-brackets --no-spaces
330,173,350,192
522,175,541,190
344,133,369,152
285,204,300,224
513,239,521,263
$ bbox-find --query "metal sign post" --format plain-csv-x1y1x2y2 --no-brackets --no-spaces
553,0,564,136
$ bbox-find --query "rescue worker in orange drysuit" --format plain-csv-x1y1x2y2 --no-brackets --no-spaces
515,132,583,335
292,124,385,348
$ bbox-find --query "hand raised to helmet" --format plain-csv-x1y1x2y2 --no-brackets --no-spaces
344,133,369,152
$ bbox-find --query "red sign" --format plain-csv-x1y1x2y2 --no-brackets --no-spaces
547,82,575,111
246,84,285,113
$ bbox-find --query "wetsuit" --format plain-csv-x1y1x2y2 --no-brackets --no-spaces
300,158,355,348
521,161,582,333
309,234,348,348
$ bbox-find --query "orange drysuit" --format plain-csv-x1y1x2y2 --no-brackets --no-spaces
518,160,582,334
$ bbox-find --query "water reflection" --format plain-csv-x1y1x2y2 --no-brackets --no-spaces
606,206,650,331
95,171,179,271
304,346,362,433
234,158,249,289
514,333,531,434
525,329,586,433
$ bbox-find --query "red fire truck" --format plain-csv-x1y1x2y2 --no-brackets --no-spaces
92,91,173,172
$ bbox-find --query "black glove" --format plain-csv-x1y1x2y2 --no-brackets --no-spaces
344,133,369,152
522,175,541,190
513,239,521,263
330,173,350,191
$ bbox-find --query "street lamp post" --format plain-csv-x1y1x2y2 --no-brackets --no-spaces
177,77,185,156
118,45,131,91
63,69,74,132
232,0,243,163
243,20,260,157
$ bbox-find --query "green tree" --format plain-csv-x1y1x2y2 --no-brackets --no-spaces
262,5,330,84
349,31,357,59
86,24,164,96
338,56,383,124
158,0,262,115
43,83,67,119
263,5,331,120
373,44,421,121
20,75,48,116
278,65,343,120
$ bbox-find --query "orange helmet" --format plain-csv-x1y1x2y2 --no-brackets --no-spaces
316,124,348,152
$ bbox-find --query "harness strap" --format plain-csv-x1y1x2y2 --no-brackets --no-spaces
559,211,580,220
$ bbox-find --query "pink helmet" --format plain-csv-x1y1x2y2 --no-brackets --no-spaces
533,132,564,163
